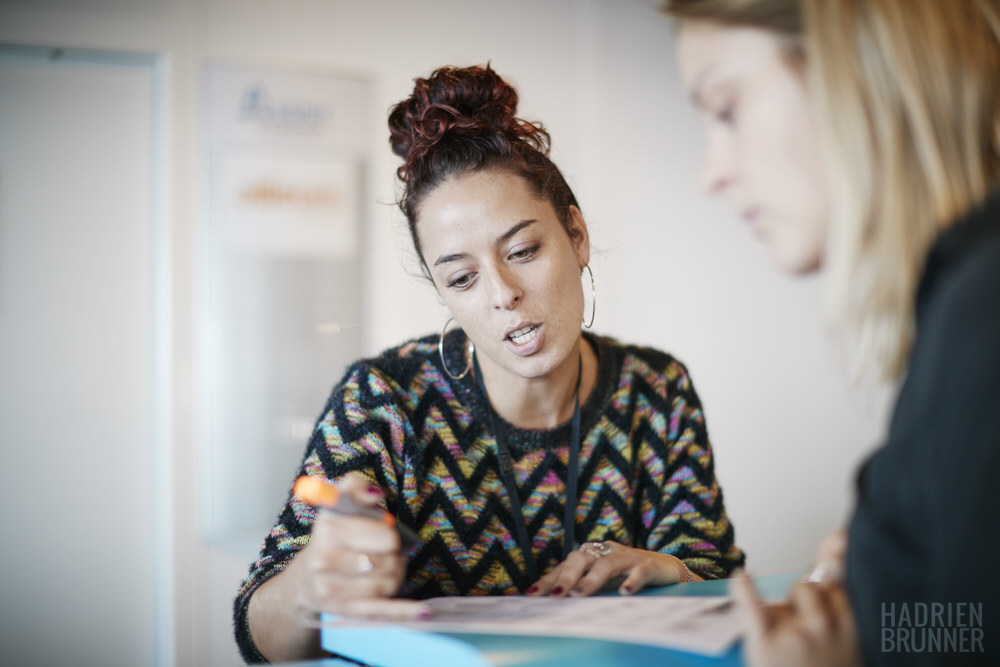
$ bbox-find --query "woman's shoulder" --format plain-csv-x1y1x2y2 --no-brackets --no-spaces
918,193,1000,335
593,334,698,391
340,333,442,384
903,193,1000,427
922,190,1000,300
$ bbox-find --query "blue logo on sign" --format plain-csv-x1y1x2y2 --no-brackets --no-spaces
240,85,327,134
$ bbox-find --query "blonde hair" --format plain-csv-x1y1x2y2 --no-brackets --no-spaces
809,0,1000,380
662,0,803,60
665,0,1000,381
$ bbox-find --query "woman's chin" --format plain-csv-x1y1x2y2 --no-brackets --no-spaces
770,242,824,276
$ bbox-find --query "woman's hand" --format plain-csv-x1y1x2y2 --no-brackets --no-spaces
247,473,428,663
525,541,698,597
282,472,428,620
732,571,861,667
803,529,847,583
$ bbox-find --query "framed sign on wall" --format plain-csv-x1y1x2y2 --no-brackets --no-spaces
202,63,370,547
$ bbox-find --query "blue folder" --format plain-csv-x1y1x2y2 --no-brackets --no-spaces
319,574,798,667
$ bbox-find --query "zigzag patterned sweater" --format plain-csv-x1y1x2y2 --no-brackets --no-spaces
234,332,744,663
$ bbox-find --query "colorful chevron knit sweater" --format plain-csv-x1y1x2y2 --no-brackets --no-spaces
234,332,744,663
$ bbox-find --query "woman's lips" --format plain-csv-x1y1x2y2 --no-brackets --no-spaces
504,323,543,357
741,207,766,238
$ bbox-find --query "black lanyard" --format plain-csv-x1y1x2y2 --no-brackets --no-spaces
472,352,582,585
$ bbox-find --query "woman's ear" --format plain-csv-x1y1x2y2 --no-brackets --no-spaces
567,205,591,268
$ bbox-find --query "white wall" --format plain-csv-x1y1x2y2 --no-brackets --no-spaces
0,48,165,667
0,0,891,665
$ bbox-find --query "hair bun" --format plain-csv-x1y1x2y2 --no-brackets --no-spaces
388,64,549,177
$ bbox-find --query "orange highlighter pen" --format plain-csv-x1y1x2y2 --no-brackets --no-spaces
292,476,419,548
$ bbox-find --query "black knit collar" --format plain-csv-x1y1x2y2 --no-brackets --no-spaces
441,329,619,453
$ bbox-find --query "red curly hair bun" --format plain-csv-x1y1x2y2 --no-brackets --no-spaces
388,64,550,181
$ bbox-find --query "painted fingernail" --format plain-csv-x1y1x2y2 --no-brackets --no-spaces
367,483,383,495
570,587,585,597
526,585,538,595
549,586,564,596
418,610,433,620
619,586,633,595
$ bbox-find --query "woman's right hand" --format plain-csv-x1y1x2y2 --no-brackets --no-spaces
286,472,430,620
733,572,861,667
803,528,847,583
247,473,429,662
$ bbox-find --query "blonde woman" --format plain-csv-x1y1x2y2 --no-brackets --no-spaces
664,0,1000,665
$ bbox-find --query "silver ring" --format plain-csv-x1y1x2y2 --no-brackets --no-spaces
356,553,374,574
578,541,613,558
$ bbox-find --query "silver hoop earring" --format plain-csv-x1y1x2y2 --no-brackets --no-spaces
438,317,474,380
582,264,596,329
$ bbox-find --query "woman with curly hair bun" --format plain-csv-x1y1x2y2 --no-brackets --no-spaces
232,64,745,663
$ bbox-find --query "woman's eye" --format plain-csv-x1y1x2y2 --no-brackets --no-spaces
715,104,735,125
447,273,475,290
508,245,539,261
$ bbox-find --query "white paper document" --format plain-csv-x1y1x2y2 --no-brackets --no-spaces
329,595,742,657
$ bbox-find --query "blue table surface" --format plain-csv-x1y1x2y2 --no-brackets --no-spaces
303,573,799,667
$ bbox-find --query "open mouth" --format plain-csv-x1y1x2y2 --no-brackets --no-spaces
507,325,539,345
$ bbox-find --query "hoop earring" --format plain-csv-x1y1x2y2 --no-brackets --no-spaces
582,264,596,329
438,317,474,380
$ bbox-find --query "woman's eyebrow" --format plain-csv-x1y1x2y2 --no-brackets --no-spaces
433,219,538,267
433,251,467,267
495,219,537,245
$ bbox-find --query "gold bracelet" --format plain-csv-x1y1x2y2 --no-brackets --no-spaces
675,556,693,582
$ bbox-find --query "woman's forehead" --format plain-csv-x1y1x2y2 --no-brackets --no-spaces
678,22,787,98
416,171,558,251
419,171,552,227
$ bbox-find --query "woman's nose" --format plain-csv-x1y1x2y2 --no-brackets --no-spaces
488,266,523,311
702,134,733,195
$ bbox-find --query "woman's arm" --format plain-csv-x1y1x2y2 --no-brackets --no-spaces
245,546,324,663
644,358,745,579
233,363,426,663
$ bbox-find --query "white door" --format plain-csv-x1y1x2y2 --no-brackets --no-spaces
0,47,167,666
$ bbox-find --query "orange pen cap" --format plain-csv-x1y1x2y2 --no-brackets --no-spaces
292,475,396,529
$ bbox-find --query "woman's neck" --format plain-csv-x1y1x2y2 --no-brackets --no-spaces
475,335,598,430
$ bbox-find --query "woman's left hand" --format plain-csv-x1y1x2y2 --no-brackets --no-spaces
525,541,696,597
